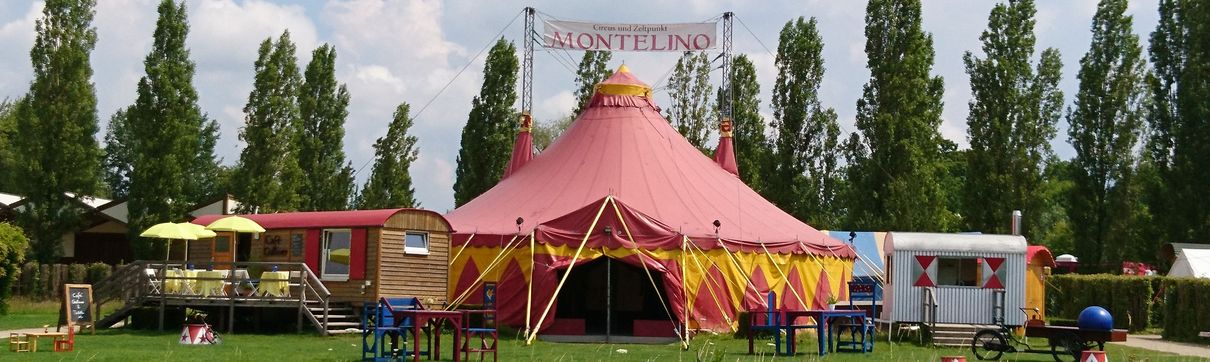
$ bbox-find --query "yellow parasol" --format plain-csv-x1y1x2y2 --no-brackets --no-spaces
204,216,266,233
140,222,201,260
204,216,266,266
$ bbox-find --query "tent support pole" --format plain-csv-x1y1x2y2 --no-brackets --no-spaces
682,237,737,332
524,231,535,338
608,199,688,348
760,242,808,309
526,196,612,345
446,234,523,310
448,233,476,267
680,235,689,345
704,238,762,315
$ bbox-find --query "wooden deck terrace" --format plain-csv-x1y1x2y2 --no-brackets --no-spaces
94,261,336,335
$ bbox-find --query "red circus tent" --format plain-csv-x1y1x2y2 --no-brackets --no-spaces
445,65,854,341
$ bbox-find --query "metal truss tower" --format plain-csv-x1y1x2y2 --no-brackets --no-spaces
521,7,535,116
720,12,734,120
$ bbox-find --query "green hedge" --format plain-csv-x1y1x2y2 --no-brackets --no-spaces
1161,278,1210,341
1046,274,1158,331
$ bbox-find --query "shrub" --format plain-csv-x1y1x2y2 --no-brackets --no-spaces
0,222,29,314
85,263,111,284
1161,278,1210,341
1046,274,1158,331
68,263,87,283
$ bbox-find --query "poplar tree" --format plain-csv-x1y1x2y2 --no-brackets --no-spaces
1148,0,1210,245
11,0,103,262
571,50,612,116
453,39,518,207
721,55,768,192
963,0,1064,235
0,100,17,193
769,17,843,228
125,0,222,258
847,0,952,231
1066,0,1147,271
665,51,713,152
357,103,419,209
102,108,133,198
231,31,304,213
298,44,355,211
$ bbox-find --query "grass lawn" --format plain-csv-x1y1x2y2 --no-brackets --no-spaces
0,298,60,331
0,326,1205,361
0,298,123,331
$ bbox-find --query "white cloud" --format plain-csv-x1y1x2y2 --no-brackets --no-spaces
0,2,40,97
537,90,575,119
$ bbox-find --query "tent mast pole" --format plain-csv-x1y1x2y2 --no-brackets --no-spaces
609,199,687,348
526,196,612,345
525,231,535,338
681,235,689,346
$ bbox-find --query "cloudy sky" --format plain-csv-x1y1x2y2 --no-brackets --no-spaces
0,0,1160,212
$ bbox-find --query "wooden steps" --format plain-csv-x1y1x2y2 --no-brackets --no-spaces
930,323,997,347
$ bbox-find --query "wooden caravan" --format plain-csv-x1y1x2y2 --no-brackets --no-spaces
190,209,453,306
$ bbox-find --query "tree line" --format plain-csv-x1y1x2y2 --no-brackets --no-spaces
0,0,420,262
1,0,1206,274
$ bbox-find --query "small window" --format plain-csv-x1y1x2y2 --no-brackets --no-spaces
405,232,429,255
937,257,981,287
322,229,352,280
214,236,231,253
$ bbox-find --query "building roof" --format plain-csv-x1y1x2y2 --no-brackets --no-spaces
191,208,452,231
1162,243,1210,263
445,67,852,257
886,232,1027,255
1026,245,1056,267
0,192,21,207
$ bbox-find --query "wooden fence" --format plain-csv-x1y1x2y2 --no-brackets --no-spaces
11,262,115,300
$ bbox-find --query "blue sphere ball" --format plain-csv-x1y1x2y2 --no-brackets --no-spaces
1077,306,1114,331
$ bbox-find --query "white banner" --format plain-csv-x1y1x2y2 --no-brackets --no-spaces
543,20,717,52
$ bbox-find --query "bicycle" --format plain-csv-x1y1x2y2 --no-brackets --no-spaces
971,307,1120,362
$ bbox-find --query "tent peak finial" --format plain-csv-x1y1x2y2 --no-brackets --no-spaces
617,64,630,73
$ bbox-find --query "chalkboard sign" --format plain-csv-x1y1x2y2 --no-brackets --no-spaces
290,233,304,258
61,284,95,334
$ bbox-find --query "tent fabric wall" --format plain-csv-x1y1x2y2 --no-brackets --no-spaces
447,242,852,333
1168,249,1210,278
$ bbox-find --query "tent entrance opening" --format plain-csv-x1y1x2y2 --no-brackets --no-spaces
555,257,671,337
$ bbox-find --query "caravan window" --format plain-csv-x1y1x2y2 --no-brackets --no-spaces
937,257,980,287
321,229,351,280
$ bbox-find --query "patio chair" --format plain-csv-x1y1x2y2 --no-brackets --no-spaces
747,291,784,355
831,282,877,353
144,268,163,295
8,333,29,352
461,309,498,361
54,326,75,352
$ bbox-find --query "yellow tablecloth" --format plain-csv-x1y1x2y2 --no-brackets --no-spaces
165,269,198,295
257,271,290,297
196,271,226,297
